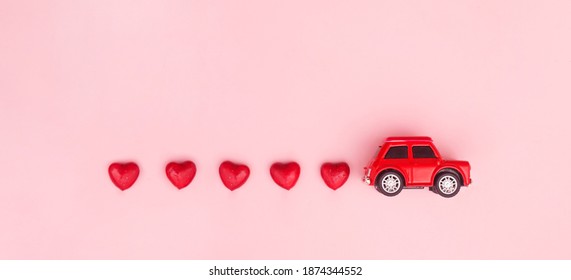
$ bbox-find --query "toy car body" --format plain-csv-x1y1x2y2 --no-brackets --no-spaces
363,136,471,197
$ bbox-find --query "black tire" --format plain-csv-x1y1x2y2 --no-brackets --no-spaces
434,172,461,198
375,172,404,196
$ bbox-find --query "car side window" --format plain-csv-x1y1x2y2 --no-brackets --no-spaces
384,146,408,159
412,146,436,158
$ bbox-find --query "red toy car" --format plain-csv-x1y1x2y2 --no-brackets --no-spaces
363,136,471,197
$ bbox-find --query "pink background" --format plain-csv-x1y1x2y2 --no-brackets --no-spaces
1,0,570,259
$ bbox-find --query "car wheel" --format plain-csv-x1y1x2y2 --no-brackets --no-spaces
375,172,404,196
434,173,461,198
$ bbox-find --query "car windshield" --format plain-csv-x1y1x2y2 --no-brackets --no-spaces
372,146,381,159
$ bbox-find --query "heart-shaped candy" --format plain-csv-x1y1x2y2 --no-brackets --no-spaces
320,162,350,190
219,161,250,191
166,161,197,189
108,162,140,191
270,162,300,190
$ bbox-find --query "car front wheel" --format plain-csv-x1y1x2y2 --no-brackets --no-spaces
434,173,461,198
375,172,404,196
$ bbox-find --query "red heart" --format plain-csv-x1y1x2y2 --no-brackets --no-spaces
219,161,250,191
320,162,350,190
270,162,300,190
166,161,197,189
108,162,139,191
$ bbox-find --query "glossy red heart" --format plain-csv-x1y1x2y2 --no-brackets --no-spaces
320,162,350,190
219,161,250,191
166,161,196,189
270,162,300,190
108,162,139,191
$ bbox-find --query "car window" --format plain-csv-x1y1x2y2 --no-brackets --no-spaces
384,146,408,159
412,146,436,158
373,146,381,157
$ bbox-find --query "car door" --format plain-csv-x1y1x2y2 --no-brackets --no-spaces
382,145,412,184
411,145,439,185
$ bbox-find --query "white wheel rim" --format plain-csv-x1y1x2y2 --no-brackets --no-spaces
382,174,401,193
438,175,458,195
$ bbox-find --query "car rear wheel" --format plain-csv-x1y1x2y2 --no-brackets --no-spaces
375,172,404,196
434,173,461,198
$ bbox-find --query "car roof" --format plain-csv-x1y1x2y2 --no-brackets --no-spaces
384,136,433,143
